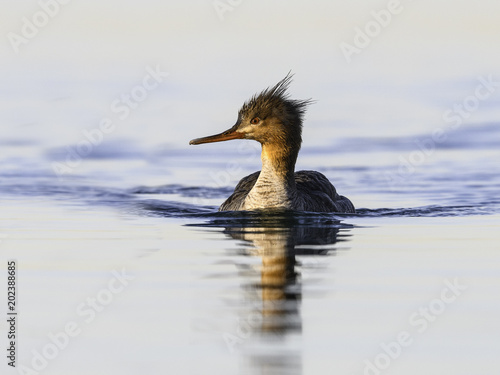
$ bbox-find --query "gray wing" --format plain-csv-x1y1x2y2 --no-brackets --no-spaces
295,171,355,213
218,171,260,211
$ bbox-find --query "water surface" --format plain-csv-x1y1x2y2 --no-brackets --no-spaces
1,2,500,374
1,117,499,374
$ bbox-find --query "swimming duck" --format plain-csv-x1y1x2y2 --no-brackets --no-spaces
189,74,355,213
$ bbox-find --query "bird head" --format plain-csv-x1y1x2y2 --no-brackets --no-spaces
189,73,312,153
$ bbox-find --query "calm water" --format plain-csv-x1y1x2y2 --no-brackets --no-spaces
2,2,500,374
1,116,499,374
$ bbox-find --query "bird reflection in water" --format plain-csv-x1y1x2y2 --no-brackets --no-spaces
190,211,352,374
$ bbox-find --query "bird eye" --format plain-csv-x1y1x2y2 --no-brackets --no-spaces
250,117,260,125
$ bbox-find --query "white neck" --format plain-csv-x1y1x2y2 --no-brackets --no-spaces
242,145,297,210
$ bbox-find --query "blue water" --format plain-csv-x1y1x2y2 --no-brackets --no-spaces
2,2,500,373
2,113,499,375
3,120,499,217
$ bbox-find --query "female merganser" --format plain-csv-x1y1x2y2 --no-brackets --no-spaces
189,74,355,213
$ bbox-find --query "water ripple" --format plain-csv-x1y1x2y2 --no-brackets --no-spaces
2,180,498,218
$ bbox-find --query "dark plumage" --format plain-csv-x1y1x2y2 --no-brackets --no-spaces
190,73,355,213
220,170,355,213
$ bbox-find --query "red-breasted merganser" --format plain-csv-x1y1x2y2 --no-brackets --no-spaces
189,74,355,213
